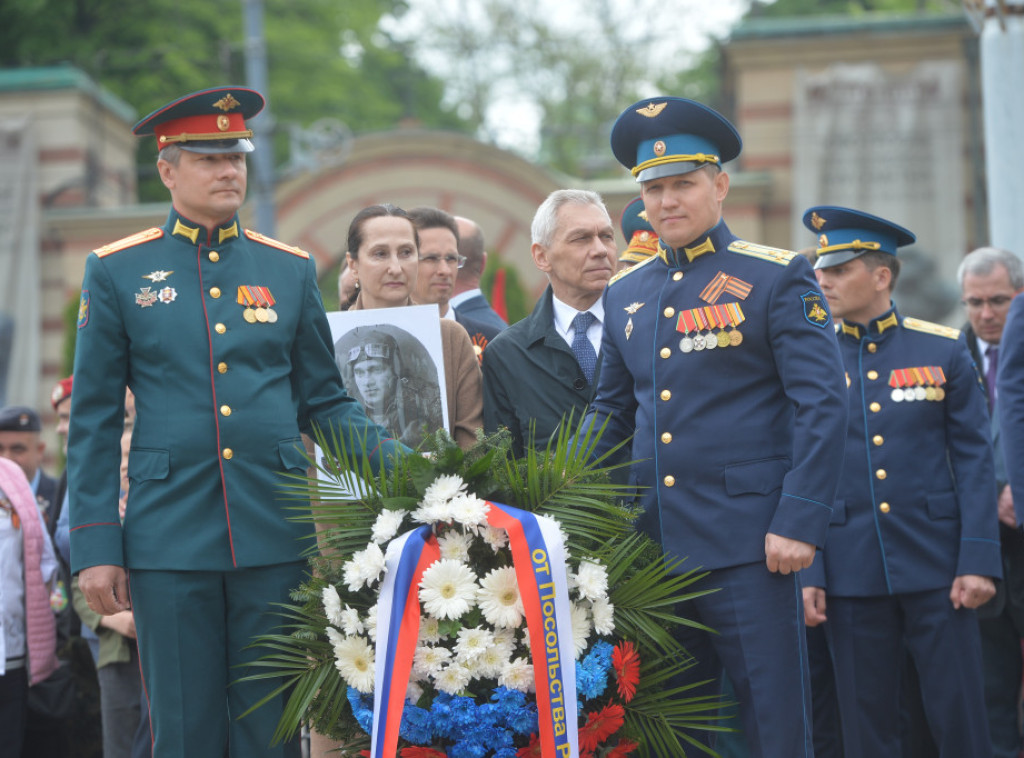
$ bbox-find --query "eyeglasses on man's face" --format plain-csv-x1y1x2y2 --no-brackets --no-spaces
962,295,1014,311
418,254,466,269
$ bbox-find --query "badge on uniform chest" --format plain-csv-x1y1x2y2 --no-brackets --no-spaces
623,301,645,340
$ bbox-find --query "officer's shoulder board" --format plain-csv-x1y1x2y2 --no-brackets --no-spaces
94,228,164,258
608,252,659,286
727,240,797,266
245,229,310,259
902,316,960,340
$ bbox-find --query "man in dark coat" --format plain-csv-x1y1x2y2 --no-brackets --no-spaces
482,190,616,456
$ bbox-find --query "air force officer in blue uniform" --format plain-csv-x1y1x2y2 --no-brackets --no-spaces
68,87,406,758
805,206,1000,757
581,98,849,757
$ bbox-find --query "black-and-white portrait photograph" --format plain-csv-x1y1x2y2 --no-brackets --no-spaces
327,305,448,449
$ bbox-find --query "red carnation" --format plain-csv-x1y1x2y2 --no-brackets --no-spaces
612,641,641,703
516,733,542,758
578,704,626,751
606,738,639,757
400,748,447,758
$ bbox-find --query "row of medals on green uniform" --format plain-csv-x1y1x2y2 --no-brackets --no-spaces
237,285,278,323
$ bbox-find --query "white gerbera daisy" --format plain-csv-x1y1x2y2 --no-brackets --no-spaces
478,566,524,628
480,526,508,552
574,560,609,601
438,530,473,562
371,509,408,544
499,657,535,693
492,627,517,649
332,636,375,693
418,615,441,644
448,493,490,527
454,626,494,663
413,645,452,678
339,605,364,637
321,585,344,627
591,597,615,636
435,662,473,695
419,559,478,620
570,602,591,659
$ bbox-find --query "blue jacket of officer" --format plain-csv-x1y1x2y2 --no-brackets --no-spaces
584,219,849,570
804,307,1002,594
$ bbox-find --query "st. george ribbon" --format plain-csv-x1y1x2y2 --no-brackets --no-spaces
371,503,580,758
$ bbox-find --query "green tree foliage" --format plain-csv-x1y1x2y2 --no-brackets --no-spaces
0,0,469,199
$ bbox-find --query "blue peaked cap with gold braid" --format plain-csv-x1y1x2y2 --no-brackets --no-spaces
611,97,742,182
803,205,916,270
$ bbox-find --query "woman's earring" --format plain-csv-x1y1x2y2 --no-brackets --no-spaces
354,279,360,290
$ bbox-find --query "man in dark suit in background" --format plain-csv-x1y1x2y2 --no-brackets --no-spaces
0,406,59,535
960,246,1024,758
482,190,616,456
451,216,507,360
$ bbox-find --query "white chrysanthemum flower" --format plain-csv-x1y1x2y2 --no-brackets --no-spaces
493,627,517,649
407,680,424,704
438,530,473,562
591,597,615,636
499,657,535,693
365,603,379,642
423,474,467,505
321,585,345,627
339,605,364,637
480,526,508,552
418,615,441,644
413,645,452,678
454,626,494,663
332,636,375,693
371,509,408,544
570,602,592,659
326,626,345,648
342,543,386,591
476,636,514,679
574,560,609,602
435,662,472,695
419,559,478,620
478,567,524,628
449,493,490,527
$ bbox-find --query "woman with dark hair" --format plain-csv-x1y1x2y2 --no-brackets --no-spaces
344,204,482,449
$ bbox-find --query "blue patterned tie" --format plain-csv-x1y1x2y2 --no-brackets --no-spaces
571,311,597,384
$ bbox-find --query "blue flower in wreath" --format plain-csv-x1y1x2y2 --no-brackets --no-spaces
577,640,614,700
347,688,374,733
400,703,434,744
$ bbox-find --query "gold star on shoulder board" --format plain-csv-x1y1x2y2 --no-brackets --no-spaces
143,270,173,282
624,302,645,314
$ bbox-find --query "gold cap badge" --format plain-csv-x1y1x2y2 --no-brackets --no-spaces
213,93,241,112
811,212,826,230
653,140,666,156
637,102,667,118
217,115,231,132
819,234,829,248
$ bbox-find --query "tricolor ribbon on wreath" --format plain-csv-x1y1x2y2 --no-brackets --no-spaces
372,503,580,758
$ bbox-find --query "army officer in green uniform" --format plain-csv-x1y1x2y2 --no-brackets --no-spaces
68,87,406,758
